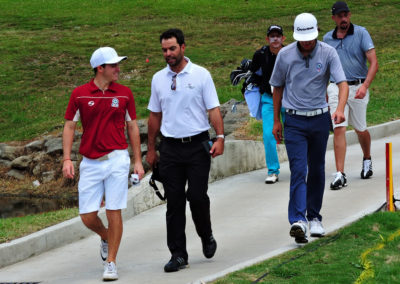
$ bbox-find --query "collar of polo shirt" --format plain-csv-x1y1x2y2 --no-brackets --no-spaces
296,40,319,59
167,56,192,75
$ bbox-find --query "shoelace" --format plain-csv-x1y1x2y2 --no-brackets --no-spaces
105,262,116,272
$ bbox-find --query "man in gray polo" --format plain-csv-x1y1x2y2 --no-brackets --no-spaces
270,13,348,244
324,1,379,190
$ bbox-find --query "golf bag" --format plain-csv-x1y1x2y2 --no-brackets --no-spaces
230,58,262,120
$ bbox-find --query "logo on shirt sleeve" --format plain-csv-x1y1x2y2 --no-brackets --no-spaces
111,98,119,108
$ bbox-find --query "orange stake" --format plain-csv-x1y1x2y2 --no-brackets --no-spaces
386,143,394,212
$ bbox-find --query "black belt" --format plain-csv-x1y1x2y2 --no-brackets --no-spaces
163,131,209,143
330,79,365,85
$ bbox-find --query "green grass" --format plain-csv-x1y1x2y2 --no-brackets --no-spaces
213,211,400,283
0,0,399,142
0,207,78,243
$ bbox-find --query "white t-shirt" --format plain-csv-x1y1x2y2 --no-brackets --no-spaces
148,57,220,138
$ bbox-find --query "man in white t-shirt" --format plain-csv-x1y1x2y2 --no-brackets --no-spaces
147,28,224,273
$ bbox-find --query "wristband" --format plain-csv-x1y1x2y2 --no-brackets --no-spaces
63,158,71,162
216,134,225,139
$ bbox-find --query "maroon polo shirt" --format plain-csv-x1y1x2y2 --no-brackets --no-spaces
65,79,137,159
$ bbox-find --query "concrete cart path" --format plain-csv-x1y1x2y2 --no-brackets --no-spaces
1,133,399,284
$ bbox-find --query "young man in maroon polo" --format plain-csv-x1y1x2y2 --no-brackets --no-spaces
62,47,144,281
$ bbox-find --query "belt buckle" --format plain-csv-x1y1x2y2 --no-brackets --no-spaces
181,137,191,143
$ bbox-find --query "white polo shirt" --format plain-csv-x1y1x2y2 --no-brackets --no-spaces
148,57,220,138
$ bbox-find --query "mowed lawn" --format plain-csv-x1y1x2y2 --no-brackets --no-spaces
0,0,399,142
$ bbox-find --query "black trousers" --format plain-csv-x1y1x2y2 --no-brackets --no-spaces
159,132,212,261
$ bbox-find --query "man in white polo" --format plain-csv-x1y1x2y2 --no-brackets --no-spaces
62,47,144,280
147,28,224,272
270,13,348,244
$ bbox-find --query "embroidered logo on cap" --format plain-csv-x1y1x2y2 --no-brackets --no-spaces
111,98,119,108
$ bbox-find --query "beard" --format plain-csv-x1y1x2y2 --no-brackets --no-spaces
166,53,183,67
339,21,349,30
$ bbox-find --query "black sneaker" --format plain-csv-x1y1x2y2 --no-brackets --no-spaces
164,256,188,273
330,172,347,190
361,158,373,179
202,235,217,259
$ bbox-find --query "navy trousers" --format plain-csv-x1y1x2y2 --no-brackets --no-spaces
284,112,330,224
158,133,212,261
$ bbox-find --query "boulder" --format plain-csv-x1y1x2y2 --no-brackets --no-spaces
0,144,24,161
45,137,63,155
11,155,33,170
42,171,56,183
0,159,11,167
220,99,249,135
25,140,45,153
137,119,148,143
7,169,25,180
32,152,52,176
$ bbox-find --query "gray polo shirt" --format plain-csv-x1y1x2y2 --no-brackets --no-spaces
270,41,346,111
323,23,374,81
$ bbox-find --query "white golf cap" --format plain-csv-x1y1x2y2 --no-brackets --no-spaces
293,13,319,41
90,47,127,69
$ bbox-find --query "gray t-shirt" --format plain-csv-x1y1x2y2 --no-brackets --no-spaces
323,23,374,81
270,41,346,111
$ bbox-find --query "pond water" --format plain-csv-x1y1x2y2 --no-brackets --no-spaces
0,196,78,218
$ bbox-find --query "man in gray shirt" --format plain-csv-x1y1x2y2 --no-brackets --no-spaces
270,13,348,244
324,1,379,190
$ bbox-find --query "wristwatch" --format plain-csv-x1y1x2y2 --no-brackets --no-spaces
216,134,225,139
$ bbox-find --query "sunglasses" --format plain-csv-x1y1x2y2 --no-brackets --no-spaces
171,74,177,91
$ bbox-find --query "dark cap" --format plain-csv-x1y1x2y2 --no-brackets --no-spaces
267,25,283,36
332,1,350,15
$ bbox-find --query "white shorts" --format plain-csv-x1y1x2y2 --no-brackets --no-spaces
327,83,369,131
78,150,130,214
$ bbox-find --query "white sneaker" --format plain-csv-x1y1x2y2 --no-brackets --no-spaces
100,239,108,263
309,218,325,237
361,158,373,179
265,174,279,184
289,220,308,243
330,172,347,190
103,261,118,281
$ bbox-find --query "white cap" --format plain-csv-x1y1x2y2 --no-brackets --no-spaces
90,47,127,69
293,13,318,41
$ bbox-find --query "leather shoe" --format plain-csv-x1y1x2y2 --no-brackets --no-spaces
164,256,188,273
202,235,217,259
